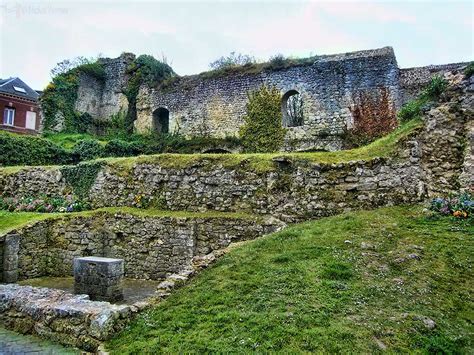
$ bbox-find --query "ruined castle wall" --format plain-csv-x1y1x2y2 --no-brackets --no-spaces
399,62,468,104
136,47,400,151
2,78,470,222
74,53,133,120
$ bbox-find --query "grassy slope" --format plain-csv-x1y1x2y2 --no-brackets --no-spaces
107,206,473,353
0,211,53,235
0,119,422,174
0,208,257,235
42,132,108,150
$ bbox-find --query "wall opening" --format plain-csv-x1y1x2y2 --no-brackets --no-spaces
282,90,304,127
152,107,170,134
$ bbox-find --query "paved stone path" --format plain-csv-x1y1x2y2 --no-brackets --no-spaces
0,328,79,354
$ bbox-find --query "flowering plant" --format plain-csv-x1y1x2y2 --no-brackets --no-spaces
429,193,473,219
0,195,89,213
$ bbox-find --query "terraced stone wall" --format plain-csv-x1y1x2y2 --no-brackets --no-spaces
1,76,471,222
3,212,281,281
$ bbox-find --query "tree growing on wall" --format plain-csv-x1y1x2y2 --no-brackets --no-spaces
239,85,286,153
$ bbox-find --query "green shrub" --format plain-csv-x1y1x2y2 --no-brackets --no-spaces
104,139,144,157
398,100,423,123
0,132,72,166
464,62,474,78
209,52,256,70
268,54,287,69
398,76,448,123
421,75,448,100
72,139,104,161
74,112,94,134
239,85,286,153
76,61,106,81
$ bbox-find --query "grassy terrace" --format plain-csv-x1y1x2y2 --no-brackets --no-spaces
0,208,258,235
102,118,422,172
0,118,422,175
107,206,473,353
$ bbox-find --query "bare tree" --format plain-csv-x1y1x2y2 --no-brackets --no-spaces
286,93,304,126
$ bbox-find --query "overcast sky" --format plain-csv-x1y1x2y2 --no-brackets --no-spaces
0,0,472,90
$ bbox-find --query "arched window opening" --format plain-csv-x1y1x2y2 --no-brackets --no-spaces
152,107,169,134
281,90,304,127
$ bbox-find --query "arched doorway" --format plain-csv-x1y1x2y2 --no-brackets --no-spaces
152,107,169,134
281,90,304,127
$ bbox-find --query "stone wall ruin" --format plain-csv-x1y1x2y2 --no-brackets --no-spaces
68,47,468,152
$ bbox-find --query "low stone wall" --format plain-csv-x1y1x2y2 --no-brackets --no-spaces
2,211,282,281
0,284,131,351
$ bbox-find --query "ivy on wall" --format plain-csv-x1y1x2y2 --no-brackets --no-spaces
239,85,286,153
60,161,103,199
41,60,105,133
123,55,176,133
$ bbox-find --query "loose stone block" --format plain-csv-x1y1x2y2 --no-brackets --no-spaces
74,256,124,302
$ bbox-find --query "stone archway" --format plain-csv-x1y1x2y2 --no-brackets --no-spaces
281,90,304,127
152,107,170,134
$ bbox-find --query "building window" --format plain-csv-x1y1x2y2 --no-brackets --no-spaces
3,108,15,126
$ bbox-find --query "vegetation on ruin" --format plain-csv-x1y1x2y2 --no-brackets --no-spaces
239,85,286,153
209,52,256,70
464,62,474,78
102,117,422,173
0,131,73,166
123,55,175,132
160,53,318,89
60,161,104,199
0,116,421,174
0,129,242,167
41,57,105,132
398,75,448,123
0,208,259,235
107,205,473,353
41,53,175,136
343,87,399,148
0,210,54,235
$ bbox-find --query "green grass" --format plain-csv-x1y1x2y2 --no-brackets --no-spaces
0,208,258,235
42,132,107,150
0,118,421,174
102,118,422,173
0,210,55,234
107,206,473,353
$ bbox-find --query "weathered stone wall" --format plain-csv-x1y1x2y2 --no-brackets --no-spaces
74,53,134,120
399,62,468,104
4,212,281,281
136,47,400,151
0,284,131,351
